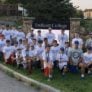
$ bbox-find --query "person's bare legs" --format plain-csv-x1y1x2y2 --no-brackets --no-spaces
79,63,85,78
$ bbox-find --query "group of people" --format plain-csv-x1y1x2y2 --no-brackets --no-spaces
0,25,92,81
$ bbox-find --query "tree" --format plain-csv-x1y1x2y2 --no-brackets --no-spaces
5,0,18,4
5,0,77,21
74,9,84,18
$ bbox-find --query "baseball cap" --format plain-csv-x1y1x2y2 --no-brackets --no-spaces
74,41,79,45
60,47,65,51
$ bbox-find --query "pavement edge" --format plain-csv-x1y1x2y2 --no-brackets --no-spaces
0,64,61,92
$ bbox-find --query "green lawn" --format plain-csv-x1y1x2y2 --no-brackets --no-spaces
2,63,92,92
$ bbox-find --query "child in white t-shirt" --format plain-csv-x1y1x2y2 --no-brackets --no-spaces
3,40,15,64
51,40,60,67
46,28,55,45
16,29,25,42
57,47,68,76
83,46,92,74
36,40,44,70
42,45,53,81
22,45,31,70
0,37,5,60
16,48,23,68
25,45,37,74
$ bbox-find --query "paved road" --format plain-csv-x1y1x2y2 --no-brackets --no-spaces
0,70,40,92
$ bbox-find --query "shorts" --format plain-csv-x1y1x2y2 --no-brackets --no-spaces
43,61,53,69
68,65,78,73
59,62,67,70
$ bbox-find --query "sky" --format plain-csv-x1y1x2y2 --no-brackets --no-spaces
71,0,92,10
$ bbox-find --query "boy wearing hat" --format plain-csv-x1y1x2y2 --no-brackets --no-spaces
57,47,68,76
68,41,85,78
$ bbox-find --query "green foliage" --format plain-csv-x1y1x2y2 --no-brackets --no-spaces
75,10,84,18
81,19,92,32
5,0,77,21
3,62,92,92
5,0,18,4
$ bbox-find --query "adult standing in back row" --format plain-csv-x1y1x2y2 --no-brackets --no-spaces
46,28,55,46
58,29,68,47
72,32,83,49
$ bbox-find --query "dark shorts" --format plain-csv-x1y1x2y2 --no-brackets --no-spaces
68,65,78,73
53,60,58,68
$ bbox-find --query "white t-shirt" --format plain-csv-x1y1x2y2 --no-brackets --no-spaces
46,33,55,44
2,29,11,40
0,29,3,34
57,53,68,69
72,38,83,48
17,31,25,41
51,46,60,61
3,46,14,59
29,49,37,57
36,35,44,41
42,51,53,62
17,44,26,50
28,38,33,45
26,32,36,40
36,45,44,57
57,53,68,63
10,46,16,53
83,52,92,64
0,40,5,51
16,50,23,60
85,38,92,47
11,29,18,38
58,34,68,47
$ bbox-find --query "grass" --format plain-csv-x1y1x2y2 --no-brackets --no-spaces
1,62,92,92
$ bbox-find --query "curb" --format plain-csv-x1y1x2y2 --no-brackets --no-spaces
0,64,61,92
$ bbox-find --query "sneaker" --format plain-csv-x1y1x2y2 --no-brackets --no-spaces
81,74,85,79
88,70,91,75
49,75,53,79
62,73,65,76
47,78,51,81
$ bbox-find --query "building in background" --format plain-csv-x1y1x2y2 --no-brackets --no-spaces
84,9,92,19
18,4,28,17
0,4,18,16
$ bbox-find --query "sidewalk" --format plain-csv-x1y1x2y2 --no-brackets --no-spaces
0,64,61,92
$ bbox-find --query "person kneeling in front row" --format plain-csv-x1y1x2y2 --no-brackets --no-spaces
68,41,85,78
56,47,68,76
